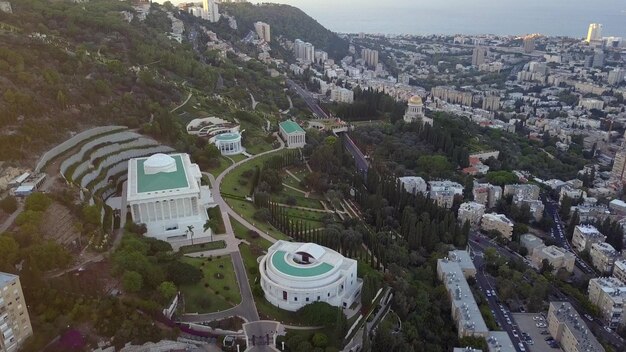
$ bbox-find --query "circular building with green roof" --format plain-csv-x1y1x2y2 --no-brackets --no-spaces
259,240,362,311
213,132,243,155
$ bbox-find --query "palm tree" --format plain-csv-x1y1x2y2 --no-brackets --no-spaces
186,225,195,245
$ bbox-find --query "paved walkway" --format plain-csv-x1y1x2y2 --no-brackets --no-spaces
271,202,332,214
281,183,309,197
211,134,285,245
171,85,192,113
284,170,301,182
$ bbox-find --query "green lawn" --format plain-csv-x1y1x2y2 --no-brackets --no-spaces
287,165,311,180
283,207,327,227
227,199,288,240
179,256,241,313
230,215,272,250
228,154,248,163
282,173,303,189
277,188,325,210
179,240,226,254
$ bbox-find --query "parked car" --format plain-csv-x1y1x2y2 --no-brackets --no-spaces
584,314,593,321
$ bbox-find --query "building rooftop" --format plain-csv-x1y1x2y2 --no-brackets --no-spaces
448,250,476,274
279,120,305,134
266,241,352,279
482,213,513,225
614,259,626,272
541,245,573,260
549,302,605,352
0,271,18,287
487,331,516,352
590,277,626,296
575,224,604,236
459,202,486,212
214,132,241,141
591,242,618,255
136,154,189,193
438,256,489,336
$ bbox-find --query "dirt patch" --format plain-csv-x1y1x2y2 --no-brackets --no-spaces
42,202,81,248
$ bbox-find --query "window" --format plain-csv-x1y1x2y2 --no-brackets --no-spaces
317,296,320,301
306,297,309,302
294,297,298,302
283,291,287,301
327,293,330,297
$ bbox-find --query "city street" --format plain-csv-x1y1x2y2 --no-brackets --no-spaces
543,199,595,275
469,240,527,352
469,230,624,350
286,79,329,119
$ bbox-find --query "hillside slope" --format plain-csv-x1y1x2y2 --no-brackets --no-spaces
0,0,294,165
221,2,348,60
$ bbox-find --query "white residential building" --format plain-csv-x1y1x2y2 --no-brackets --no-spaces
578,98,604,111
532,245,576,273
254,21,270,42
437,251,489,338
429,181,464,209
330,87,354,104
572,225,606,253
126,153,214,242
458,202,486,226
590,242,619,274
503,184,540,200
588,277,626,329
613,259,626,284
398,176,427,195
547,302,605,352
0,273,32,352
294,39,314,63
473,183,502,208
259,241,362,311
480,213,514,240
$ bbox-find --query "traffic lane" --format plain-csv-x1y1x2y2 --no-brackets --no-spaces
472,260,524,351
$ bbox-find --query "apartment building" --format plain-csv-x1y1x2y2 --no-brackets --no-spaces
588,277,626,329
547,302,604,352
613,259,626,283
473,183,502,208
480,213,514,240
503,184,540,200
572,225,606,253
590,242,619,274
0,273,32,352
458,202,486,226
437,251,489,338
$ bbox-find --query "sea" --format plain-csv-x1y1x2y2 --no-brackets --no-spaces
267,0,626,38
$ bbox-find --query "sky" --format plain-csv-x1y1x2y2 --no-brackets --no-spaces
153,0,626,37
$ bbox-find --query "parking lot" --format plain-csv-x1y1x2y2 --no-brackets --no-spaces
512,313,563,352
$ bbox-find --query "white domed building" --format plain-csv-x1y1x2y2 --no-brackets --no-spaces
403,95,433,126
126,153,215,242
259,240,362,311
213,132,243,155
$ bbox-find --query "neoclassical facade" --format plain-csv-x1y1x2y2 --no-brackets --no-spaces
259,241,362,311
404,95,433,126
214,132,243,155
126,153,214,242
279,120,306,149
